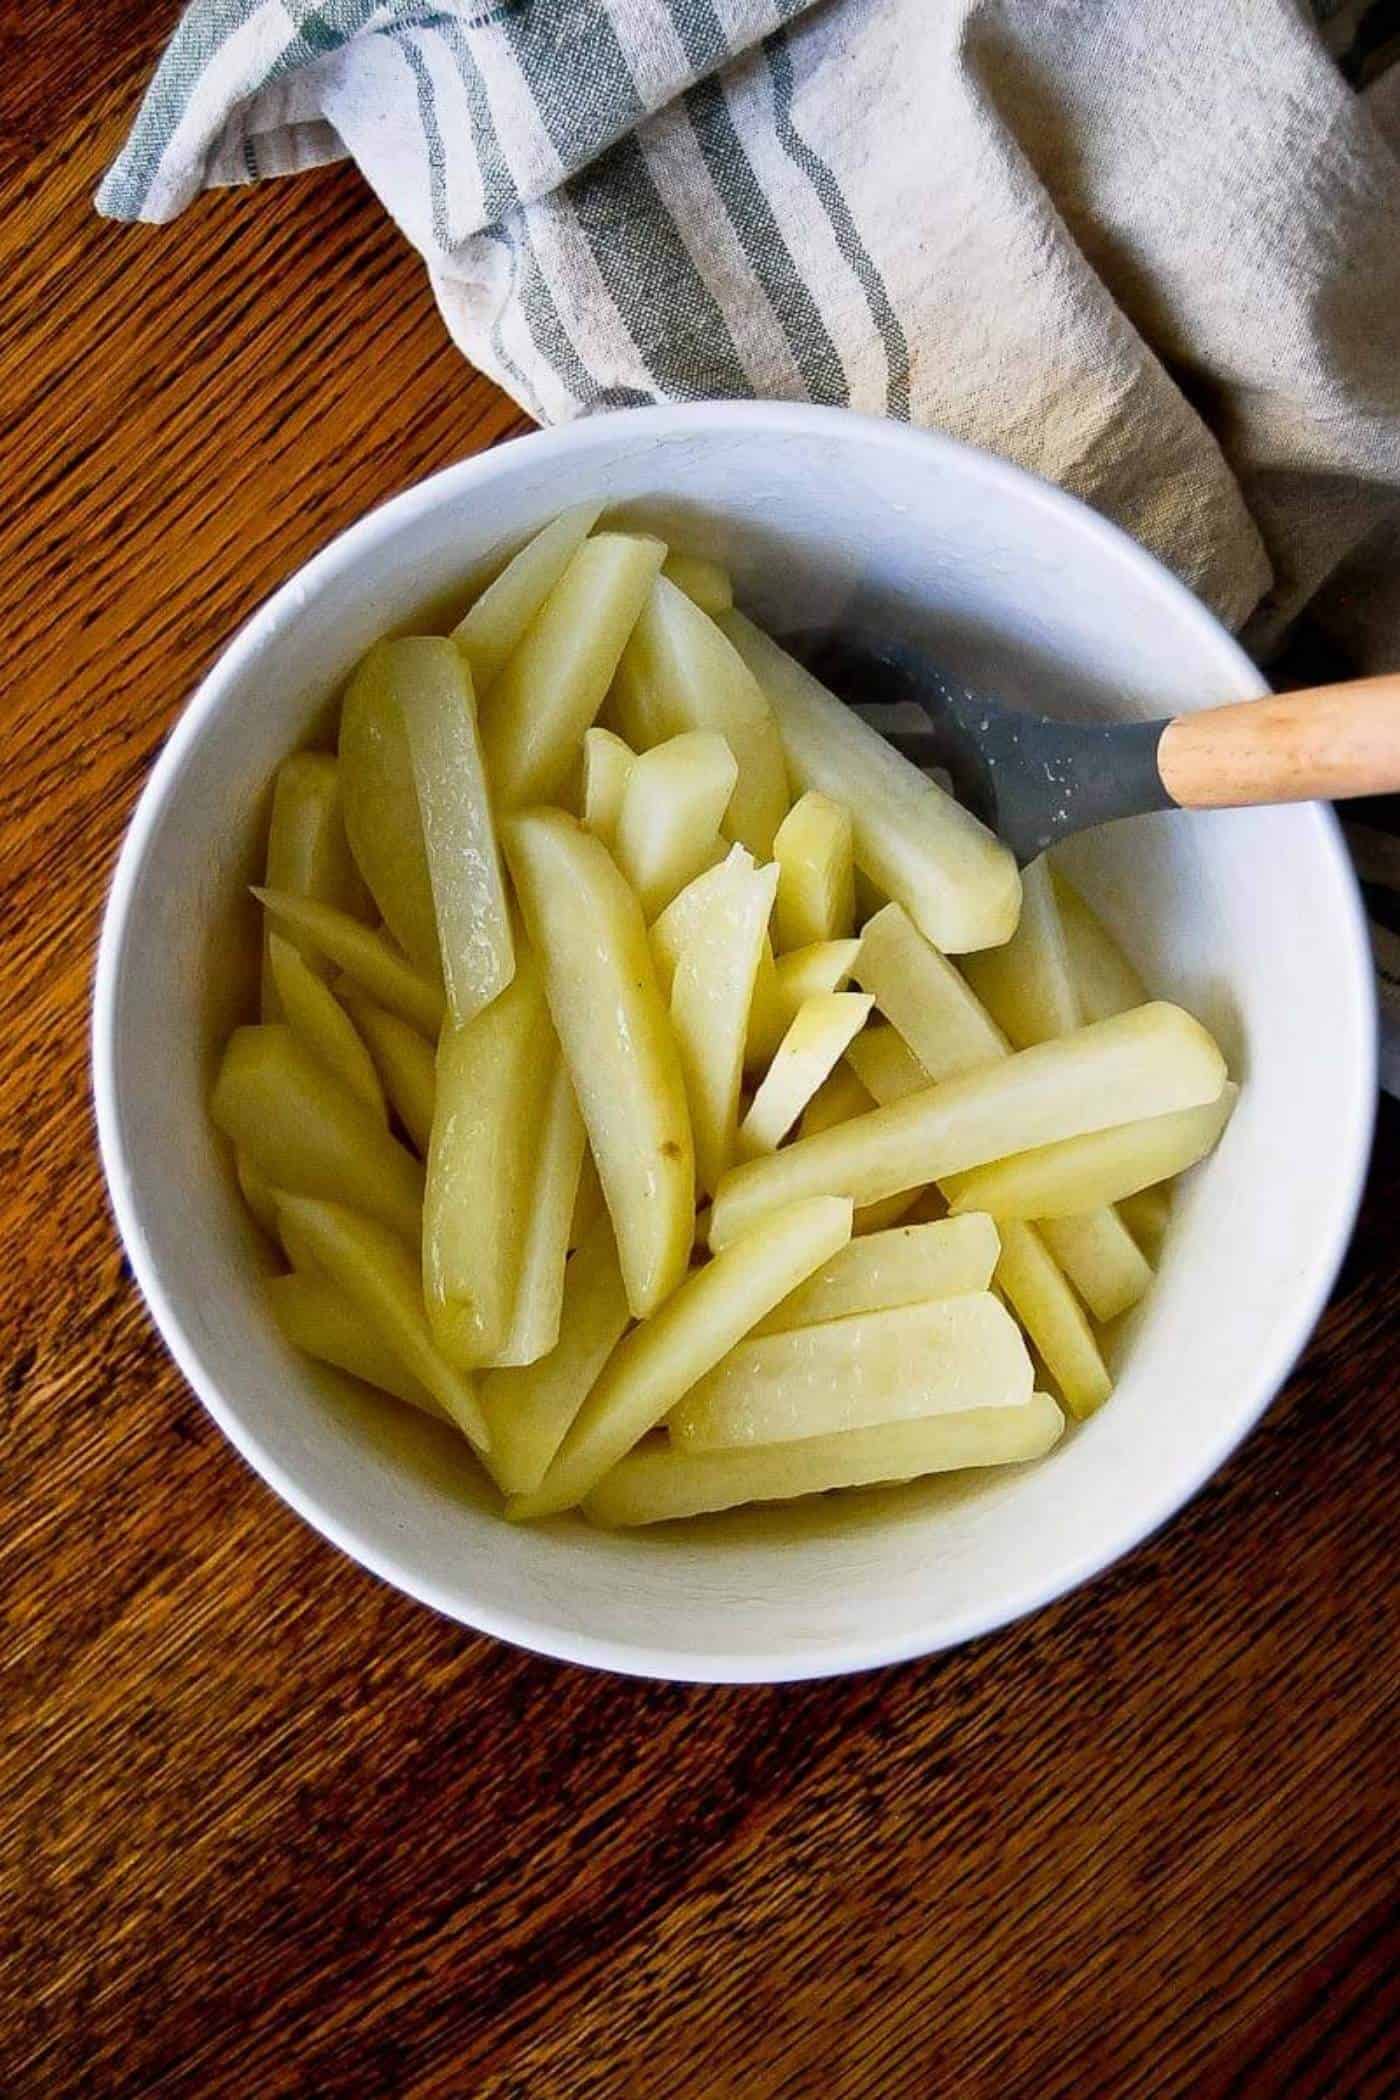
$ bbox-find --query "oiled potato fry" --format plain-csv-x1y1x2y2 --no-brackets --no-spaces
453,502,604,689
236,1149,280,1236
1038,1210,1152,1323
744,936,785,1070
622,579,789,855
212,1025,423,1243
615,730,738,919
660,551,733,615
671,1290,1033,1449
273,1195,487,1446
424,949,554,1369
845,1020,932,1104
671,855,778,1195
995,1219,1112,1419
337,989,437,1155
570,1147,606,1251
505,808,695,1318
254,889,444,1037
509,1195,853,1519
580,726,636,848
799,1061,873,1138
491,1057,587,1368
650,845,754,996
338,642,442,978
855,904,1008,1079
961,855,1079,1049
395,636,514,1027
710,1003,1227,1246
737,992,875,1156
267,1270,439,1415
1120,1182,1173,1261
479,532,666,807
260,752,369,1017
773,791,855,951
268,934,385,1120
721,612,1021,952
1054,873,1148,1021
480,1217,631,1497
747,938,862,1071
753,1212,1001,1334
946,1084,1238,1220
586,1393,1065,1526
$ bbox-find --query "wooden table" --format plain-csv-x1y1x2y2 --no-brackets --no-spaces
4,11,1397,2095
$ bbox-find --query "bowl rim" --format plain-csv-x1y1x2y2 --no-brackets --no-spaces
91,401,1379,1682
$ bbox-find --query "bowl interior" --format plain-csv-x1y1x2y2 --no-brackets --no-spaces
96,409,1374,1680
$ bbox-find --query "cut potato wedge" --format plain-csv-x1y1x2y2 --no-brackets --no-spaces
710,1003,1227,1246
273,1194,486,1446
995,1220,1112,1419
660,551,733,615
586,1394,1065,1526
453,502,603,690
961,855,1079,1049
773,791,855,951
946,1084,1238,1220
480,1217,631,1497
479,532,666,807
491,1056,587,1368
1038,1210,1153,1323
254,889,444,1037
236,1149,280,1237
614,730,738,919
338,642,441,978
424,948,554,1369
505,808,695,1318
844,1021,932,1105
396,635,514,1028
855,903,1008,1079
267,1270,439,1415
1120,1182,1173,1261
622,579,789,856
747,939,862,1071
259,752,369,1017
509,1195,854,1519
671,855,778,1195
337,990,437,1155
268,934,385,1120
671,1290,1033,1449
753,1212,1001,1334
212,1025,423,1243
1054,873,1148,1021
580,726,636,848
721,612,1021,952
738,992,875,1157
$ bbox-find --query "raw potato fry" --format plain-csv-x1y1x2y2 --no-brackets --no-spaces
650,845,755,996
753,1212,1001,1334
586,1394,1065,1526
337,990,437,1155
961,855,1080,1049
1054,873,1148,1021
580,726,636,848
671,1291,1033,1449
773,791,855,951
453,502,603,689
747,939,861,1070
800,1062,873,1138
1038,1211,1153,1323
855,904,1008,1080
480,1217,630,1497
853,1190,926,1234
508,1194,853,1519
505,808,695,1318
945,1085,1238,1220
721,611,1021,953
212,1025,424,1243
273,1195,487,1447
738,992,875,1157
845,1021,931,1104
339,642,442,977
396,635,515,1027
744,938,785,1070
424,949,554,1369
622,579,789,855
236,1149,280,1237
660,551,733,614
709,1003,1227,1246
1120,1182,1173,1261
260,752,369,1016
491,1056,587,1368
606,640,672,752
267,1270,439,1415
614,731,739,918
479,532,666,807
268,934,386,1120
670,855,779,1195
570,1148,606,1250
995,1220,1112,1419
254,889,445,1037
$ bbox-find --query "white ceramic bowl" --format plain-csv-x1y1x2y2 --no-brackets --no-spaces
93,404,1376,1682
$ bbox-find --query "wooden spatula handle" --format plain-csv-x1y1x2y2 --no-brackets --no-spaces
1157,674,1400,809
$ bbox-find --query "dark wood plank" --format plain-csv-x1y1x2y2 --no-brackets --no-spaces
2,9,1396,2098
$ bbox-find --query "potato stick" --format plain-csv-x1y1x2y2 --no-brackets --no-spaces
660,551,733,615
509,1195,853,1519
607,638,673,751
961,855,1080,1049
748,938,861,1071
1119,1182,1173,1261
853,1190,926,1234
570,1147,606,1251
650,845,755,996
259,752,369,1017
268,934,386,1120
753,1212,1001,1334
671,857,778,1195
211,1025,423,1243
773,791,855,951
995,1220,1112,1419
236,1149,280,1237
490,1056,587,1368
453,502,604,689
854,904,1008,1080
800,1061,873,1138
945,1085,1238,1220
338,641,442,978
1038,1211,1153,1322
738,993,875,1156
267,1270,440,1416
615,730,738,919
337,989,437,1155
845,1021,932,1104
671,1291,1033,1449
1053,872,1148,1021
580,726,636,849
506,808,695,1318
743,936,785,1071
479,533,666,807
253,889,444,1037
585,1394,1065,1526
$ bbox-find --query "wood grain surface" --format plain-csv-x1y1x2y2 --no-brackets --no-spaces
3,11,1397,2096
